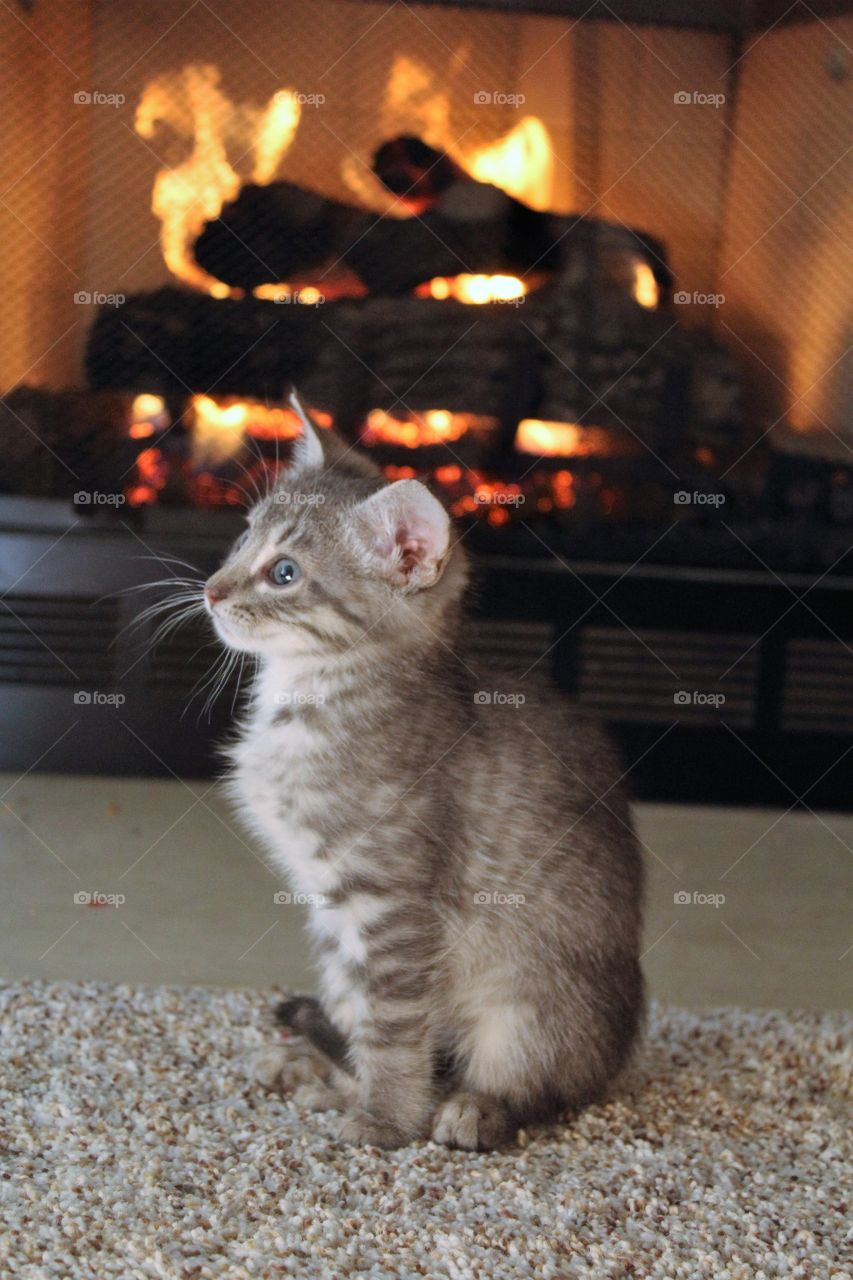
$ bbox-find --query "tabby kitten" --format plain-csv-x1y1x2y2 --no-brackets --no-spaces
206,396,644,1150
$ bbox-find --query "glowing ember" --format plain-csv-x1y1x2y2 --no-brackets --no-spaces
415,274,527,305
190,395,305,466
632,261,659,310
363,409,496,449
515,420,625,459
126,447,170,507
516,420,584,457
129,393,169,439
136,66,301,297
252,283,327,304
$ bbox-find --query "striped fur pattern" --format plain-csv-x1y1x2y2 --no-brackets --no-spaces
207,405,644,1150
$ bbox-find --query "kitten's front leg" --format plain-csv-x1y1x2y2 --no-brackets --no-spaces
325,925,437,1148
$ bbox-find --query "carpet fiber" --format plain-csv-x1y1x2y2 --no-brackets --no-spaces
1,982,850,1279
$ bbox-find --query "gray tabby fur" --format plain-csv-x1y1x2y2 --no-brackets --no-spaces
206,401,644,1150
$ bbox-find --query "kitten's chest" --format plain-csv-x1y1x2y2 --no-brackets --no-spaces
230,714,338,887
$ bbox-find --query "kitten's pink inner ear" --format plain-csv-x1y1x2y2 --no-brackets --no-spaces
358,480,451,589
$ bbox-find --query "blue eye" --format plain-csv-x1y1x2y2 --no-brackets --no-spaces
268,557,300,587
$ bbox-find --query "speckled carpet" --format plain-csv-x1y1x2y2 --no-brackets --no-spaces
1,982,850,1280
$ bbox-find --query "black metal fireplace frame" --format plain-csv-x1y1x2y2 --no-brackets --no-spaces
2,495,851,809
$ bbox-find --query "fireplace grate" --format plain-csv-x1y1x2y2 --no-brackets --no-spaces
0,596,118,687
781,639,853,735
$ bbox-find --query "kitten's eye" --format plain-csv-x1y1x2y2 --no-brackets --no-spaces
268,557,301,587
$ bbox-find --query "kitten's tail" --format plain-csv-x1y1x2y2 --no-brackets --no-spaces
273,995,352,1072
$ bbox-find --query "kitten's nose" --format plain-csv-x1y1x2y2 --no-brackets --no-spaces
205,584,228,607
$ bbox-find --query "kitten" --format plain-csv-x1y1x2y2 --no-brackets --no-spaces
205,395,644,1150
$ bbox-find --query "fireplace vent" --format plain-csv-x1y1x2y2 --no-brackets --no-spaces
466,619,554,667
574,626,758,727
781,639,853,734
0,596,118,687
146,622,222,691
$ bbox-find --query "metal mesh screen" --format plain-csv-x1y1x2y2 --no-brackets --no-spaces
1,0,850,442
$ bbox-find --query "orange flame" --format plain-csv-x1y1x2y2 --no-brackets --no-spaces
190,394,305,465
136,66,301,297
363,408,497,448
415,274,527,305
632,261,659,310
515,420,624,459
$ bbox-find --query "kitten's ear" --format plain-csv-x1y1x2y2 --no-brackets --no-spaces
288,388,325,474
355,480,451,591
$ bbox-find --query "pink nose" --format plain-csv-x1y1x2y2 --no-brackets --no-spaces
205,585,228,607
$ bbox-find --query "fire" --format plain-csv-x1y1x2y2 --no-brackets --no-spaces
515,420,624,459
189,395,305,467
365,56,554,211
632,261,659,310
466,117,554,212
138,56,556,295
516,420,584,457
363,408,496,448
252,90,301,185
136,66,301,297
129,393,169,439
415,274,527,305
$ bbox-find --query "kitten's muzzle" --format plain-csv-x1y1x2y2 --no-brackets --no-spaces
205,584,229,608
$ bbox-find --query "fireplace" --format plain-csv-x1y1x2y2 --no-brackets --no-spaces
1,0,852,804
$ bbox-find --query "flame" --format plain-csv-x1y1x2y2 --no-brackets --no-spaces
632,261,659,309
363,408,496,448
515,420,623,459
466,118,554,212
136,66,301,297
252,90,301,184
129,393,169,438
516,420,584,457
190,395,305,466
415,274,527,305
342,55,555,215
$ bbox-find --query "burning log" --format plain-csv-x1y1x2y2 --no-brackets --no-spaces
86,287,319,399
193,182,365,291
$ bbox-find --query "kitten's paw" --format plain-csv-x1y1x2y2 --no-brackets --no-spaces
292,1082,349,1113
246,1041,329,1093
335,1108,408,1149
431,1091,514,1151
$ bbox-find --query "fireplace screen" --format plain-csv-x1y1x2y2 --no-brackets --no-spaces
1,0,851,566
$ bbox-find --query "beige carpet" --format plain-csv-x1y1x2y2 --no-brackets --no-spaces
1,982,850,1279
